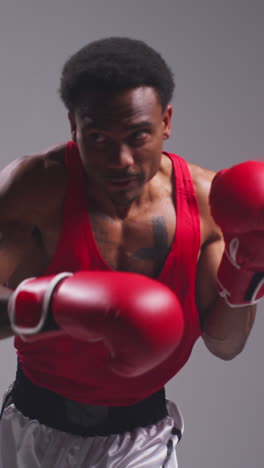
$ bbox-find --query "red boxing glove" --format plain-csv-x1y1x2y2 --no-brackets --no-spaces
209,160,264,307
8,271,184,377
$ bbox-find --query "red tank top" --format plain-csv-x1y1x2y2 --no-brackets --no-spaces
15,141,201,406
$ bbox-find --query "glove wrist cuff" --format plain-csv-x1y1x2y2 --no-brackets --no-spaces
217,250,264,307
8,272,72,337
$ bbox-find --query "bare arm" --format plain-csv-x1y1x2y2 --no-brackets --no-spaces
196,237,256,360
0,146,67,339
192,163,256,360
0,285,13,339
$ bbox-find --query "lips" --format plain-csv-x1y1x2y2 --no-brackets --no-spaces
104,176,139,191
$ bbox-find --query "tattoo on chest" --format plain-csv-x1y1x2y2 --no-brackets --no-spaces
90,213,171,274
134,216,170,269
90,214,117,247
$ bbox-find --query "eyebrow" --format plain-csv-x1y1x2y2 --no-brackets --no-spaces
81,118,154,131
124,121,153,130
81,116,96,128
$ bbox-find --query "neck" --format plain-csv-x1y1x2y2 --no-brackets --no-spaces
86,180,151,220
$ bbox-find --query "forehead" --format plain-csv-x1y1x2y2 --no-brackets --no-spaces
74,87,162,127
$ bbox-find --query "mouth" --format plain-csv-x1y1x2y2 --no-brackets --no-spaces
104,176,140,191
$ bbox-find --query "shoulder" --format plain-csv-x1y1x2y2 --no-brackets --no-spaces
0,143,68,223
161,153,222,245
184,162,226,318
187,161,222,246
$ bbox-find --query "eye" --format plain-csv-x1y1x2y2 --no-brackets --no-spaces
88,132,108,144
134,130,146,138
129,129,151,146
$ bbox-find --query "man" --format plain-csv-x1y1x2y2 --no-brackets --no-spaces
0,37,263,467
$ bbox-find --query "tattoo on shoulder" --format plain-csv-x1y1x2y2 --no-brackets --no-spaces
134,216,170,266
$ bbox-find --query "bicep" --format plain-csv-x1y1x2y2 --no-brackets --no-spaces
195,237,225,326
0,222,47,288
0,156,49,285
0,222,46,339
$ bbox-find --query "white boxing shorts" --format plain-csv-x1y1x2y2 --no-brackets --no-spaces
0,388,183,468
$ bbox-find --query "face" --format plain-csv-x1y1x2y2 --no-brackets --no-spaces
69,86,172,206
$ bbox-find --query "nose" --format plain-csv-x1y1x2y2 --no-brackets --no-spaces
108,143,134,168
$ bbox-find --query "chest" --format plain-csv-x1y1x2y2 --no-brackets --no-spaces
88,202,176,277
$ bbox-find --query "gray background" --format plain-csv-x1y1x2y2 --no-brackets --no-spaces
0,1,263,467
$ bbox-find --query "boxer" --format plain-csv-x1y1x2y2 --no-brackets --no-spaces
0,37,262,467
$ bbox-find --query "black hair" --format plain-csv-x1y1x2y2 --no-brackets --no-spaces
59,37,175,112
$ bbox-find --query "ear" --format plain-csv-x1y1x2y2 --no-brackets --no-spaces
162,105,173,140
68,112,77,141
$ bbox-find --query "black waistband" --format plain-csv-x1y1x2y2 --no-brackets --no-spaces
9,363,168,437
